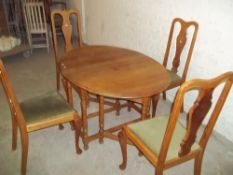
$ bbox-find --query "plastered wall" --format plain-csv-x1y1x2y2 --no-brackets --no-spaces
72,0,233,142
67,0,86,39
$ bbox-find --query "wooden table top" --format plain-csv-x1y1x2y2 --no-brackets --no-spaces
60,45,170,99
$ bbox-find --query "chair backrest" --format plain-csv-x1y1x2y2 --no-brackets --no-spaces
44,0,66,23
0,59,27,134
22,0,47,33
51,9,83,63
158,71,233,163
163,18,199,82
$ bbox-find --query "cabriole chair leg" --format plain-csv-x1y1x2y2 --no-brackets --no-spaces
73,114,82,154
118,130,127,170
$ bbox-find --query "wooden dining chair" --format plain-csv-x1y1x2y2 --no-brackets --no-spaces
0,59,82,175
51,9,121,132
152,18,199,117
118,71,233,175
51,9,83,91
22,0,50,53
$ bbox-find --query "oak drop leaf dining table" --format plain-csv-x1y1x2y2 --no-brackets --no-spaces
60,45,170,149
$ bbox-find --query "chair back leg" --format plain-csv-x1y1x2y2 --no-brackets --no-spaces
151,94,160,117
56,70,60,90
21,133,29,175
12,116,18,150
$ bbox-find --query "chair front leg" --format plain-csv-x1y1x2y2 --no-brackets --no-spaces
194,151,204,175
155,168,164,175
73,113,82,154
118,129,128,170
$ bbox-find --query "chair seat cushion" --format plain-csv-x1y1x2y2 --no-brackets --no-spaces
128,116,200,160
20,92,74,125
167,70,182,83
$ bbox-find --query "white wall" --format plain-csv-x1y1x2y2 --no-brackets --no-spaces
72,0,233,142
67,0,86,40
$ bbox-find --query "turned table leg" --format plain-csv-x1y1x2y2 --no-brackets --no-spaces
99,96,104,143
80,89,89,150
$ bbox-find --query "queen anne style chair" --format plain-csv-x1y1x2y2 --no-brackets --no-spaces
118,72,233,175
0,59,82,175
22,0,50,53
152,18,199,117
51,9,121,133
51,9,83,91
51,9,86,130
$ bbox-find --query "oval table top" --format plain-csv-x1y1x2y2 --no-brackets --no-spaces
60,45,170,99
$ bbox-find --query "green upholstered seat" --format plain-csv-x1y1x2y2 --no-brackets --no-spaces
20,92,74,125
128,116,200,160
167,70,182,83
